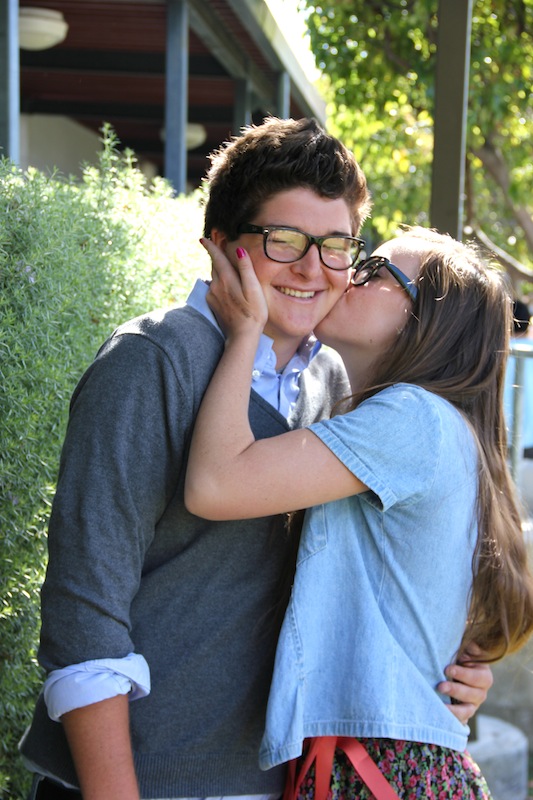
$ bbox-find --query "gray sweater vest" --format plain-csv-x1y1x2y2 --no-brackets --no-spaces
20,306,350,798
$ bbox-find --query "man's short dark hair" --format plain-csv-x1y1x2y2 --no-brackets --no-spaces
203,117,371,240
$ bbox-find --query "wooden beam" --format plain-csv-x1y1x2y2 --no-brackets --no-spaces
188,0,275,109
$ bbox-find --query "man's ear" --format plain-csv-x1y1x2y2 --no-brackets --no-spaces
209,228,229,250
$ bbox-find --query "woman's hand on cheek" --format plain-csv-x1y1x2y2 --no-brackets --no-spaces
200,238,268,338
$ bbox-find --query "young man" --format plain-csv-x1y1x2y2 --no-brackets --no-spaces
20,118,490,800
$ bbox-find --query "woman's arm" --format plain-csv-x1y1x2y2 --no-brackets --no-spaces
190,243,493,724
185,241,366,521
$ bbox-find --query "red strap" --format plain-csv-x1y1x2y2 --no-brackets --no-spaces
283,737,336,800
284,736,400,800
337,737,400,800
283,758,296,800
313,737,337,800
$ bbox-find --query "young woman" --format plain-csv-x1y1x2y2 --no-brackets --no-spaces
185,226,533,799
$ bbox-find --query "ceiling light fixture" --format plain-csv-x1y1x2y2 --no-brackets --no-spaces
160,123,208,151
19,7,69,51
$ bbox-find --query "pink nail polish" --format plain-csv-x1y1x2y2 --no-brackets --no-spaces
236,247,246,259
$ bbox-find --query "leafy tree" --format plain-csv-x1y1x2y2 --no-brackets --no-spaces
300,0,533,291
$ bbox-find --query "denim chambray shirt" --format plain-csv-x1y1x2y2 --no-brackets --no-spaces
260,384,478,771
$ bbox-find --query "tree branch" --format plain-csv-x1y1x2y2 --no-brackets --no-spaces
473,142,533,252
469,226,533,287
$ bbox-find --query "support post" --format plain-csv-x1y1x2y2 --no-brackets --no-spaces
430,0,473,239
0,0,20,164
165,0,188,194
234,78,252,132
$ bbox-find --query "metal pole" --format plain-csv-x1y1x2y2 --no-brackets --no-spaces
234,78,252,131
0,0,20,164
430,0,473,239
511,355,525,481
165,0,188,195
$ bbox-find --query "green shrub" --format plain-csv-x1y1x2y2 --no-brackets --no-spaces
0,127,209,798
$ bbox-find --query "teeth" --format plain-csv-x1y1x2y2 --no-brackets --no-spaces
279,287,316,298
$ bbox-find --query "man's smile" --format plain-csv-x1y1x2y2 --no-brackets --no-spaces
277,287,317,298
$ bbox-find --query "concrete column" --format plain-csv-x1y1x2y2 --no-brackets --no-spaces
469,715,528,800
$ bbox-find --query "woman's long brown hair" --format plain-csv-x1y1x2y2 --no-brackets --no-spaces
343,227,533,662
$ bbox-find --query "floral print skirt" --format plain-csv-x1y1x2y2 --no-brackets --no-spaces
295,738,492,799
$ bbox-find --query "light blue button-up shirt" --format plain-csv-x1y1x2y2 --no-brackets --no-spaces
43,279,321,722
259,385,477,770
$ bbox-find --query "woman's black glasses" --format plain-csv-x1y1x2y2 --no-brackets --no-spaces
351,256,419,302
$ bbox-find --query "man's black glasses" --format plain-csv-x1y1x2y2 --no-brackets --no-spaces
351,256,419,302
238,223,365,271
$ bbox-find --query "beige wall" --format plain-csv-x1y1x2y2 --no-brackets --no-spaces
20,113,102,178
19,113,158,180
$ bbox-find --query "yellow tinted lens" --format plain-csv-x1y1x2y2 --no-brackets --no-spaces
266,229,307,261
322,237,353,267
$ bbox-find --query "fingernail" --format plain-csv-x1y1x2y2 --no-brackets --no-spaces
236,247,247,259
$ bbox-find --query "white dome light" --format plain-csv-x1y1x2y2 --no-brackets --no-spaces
19,7,69,51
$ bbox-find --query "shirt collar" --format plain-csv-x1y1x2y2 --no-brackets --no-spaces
186,279,321,375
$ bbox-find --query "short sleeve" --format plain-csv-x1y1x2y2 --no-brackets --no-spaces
308,385,451,511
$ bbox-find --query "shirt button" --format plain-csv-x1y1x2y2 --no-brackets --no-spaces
252,369,261,379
